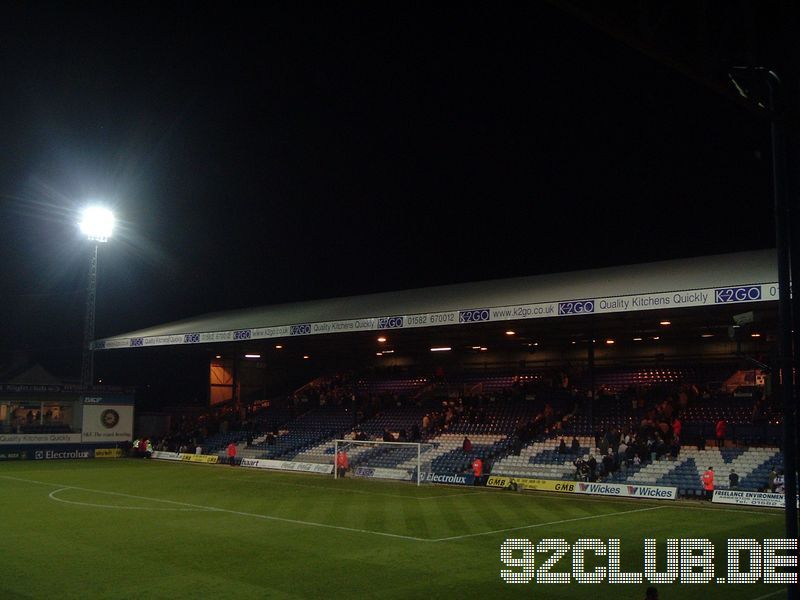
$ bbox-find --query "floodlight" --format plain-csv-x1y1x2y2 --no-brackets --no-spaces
79,206,115,242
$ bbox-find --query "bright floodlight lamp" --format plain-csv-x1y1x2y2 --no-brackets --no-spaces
79,206,115,242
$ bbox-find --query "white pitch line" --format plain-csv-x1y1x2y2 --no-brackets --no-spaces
1,474,767,545
751,589,787,600
2,475,427,542
215,475,490,501
430,505,667,542
48,488,210,512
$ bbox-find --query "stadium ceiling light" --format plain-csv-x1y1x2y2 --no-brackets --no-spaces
633,337,643,341
479,347,488,351
605,339,615,345
275,345,283,349
377,336,387,343
751,333,762,338
376,352,383,356
505,330,515,336
303,355,310,359
471,345,481,349
430,347,451,352
701,333,714,338
571,341,577,345
79,206,114,242
244,354,261,358
652,336,660,340
659,320,671,326
382,349,395,354
215,354,222,359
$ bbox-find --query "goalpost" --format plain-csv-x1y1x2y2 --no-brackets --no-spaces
333,439,436,486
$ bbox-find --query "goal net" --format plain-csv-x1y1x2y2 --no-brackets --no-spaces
333,439,436,486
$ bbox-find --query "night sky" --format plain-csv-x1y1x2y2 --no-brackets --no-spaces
0,3,791,375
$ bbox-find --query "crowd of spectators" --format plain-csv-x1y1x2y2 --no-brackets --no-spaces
140,366,775,467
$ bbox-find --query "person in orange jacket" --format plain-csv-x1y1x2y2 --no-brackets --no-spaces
472,457,483,485
226,442,237,466
336,450,349,478
702,466,715,500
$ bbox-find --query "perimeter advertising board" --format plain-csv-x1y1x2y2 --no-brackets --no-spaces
713,489,795,508
0,433,82,445
239,458,333,474
575,482,678,500
486,476,576,493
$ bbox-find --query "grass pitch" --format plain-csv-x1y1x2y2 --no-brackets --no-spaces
0,459,788,599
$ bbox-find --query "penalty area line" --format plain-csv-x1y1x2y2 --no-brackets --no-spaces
47,487,210,512
430,505,667,542
1,474,427,542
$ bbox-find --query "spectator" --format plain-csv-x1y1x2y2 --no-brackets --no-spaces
573,456,585,480
336,449,349,478
602,451,614,476
472,457,483,485
775,470,785,494
382,428,395,442
598,435,609,457
768,468,778,492
571,436,580,453
617,438,628,456
669,436,680,461
587,454,597,481
715,418,727,448
702,466,715,500
558,438,567,454
672,416,682,439
462,436,472,452
729,469,739,490
226,441,237,466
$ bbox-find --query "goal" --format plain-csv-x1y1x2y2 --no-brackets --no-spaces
333,439,435,486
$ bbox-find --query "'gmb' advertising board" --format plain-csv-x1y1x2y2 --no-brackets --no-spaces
486,476,576,493
151,451,219,464
94,448,123,458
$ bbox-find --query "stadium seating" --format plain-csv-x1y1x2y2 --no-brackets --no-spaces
181,365,787,498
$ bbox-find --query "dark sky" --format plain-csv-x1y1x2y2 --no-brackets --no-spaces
0,3,790,372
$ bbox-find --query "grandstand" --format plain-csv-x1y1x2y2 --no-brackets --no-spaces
4,249,792,599
144,357,779,500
